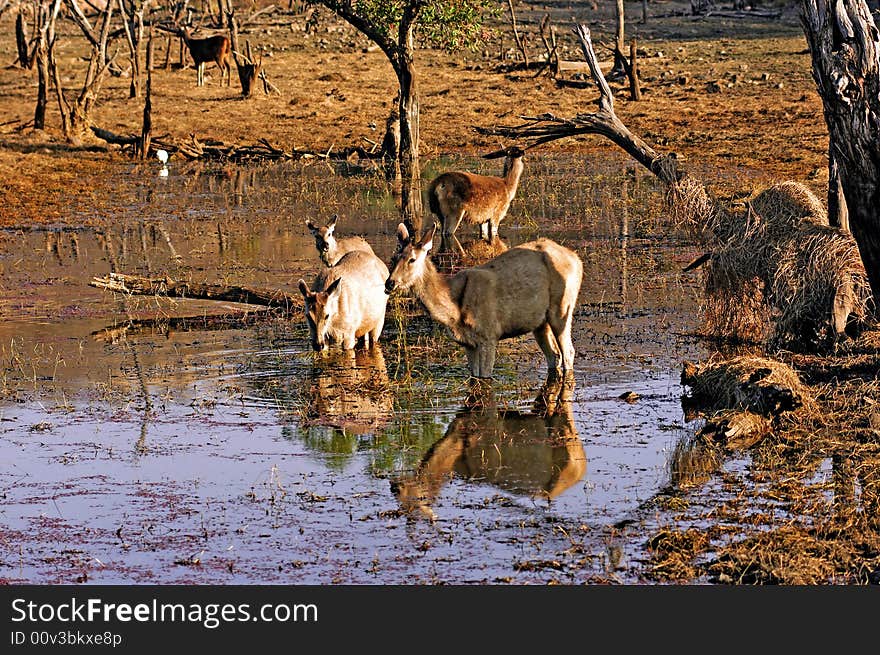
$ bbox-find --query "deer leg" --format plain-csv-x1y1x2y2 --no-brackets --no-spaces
471,341,496,379
550,310,576,372
534,324,561,372
369,323,383,347
465,345,479,377
445,210,466,237
479,221,490,240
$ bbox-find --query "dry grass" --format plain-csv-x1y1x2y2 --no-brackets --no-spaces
646,528,711,582
674,178,873,351
681,355,810,416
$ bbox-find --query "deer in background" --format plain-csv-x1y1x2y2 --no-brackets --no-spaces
385,223,583,379
298,250,389,351
428,146,526,241
307,214,376,267
179,26,232,87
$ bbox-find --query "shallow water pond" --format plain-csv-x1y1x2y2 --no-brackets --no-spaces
0,153,714,583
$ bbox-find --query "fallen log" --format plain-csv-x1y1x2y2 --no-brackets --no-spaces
89,272,302,312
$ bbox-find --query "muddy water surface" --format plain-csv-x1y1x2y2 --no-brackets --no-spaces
0,154,711,583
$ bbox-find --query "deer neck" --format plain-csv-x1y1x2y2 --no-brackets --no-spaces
503,158,524,200
412,260,462,330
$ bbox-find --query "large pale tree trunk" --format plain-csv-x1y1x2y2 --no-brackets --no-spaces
802,0,880,305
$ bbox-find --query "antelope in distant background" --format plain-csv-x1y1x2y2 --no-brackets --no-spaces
428,146,526,241
385,223,583,379
298,250,389,350
179,26,232,87
391,377,585,521
306,214,376,267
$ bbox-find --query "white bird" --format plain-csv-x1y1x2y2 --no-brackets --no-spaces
156,149,169,177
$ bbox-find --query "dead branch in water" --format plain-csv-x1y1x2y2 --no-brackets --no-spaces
89,272,302,312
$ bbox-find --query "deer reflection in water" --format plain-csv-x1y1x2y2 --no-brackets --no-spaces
391,376,586,520
303,346,392,437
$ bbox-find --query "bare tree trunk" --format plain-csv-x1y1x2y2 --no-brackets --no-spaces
34,43,49,129
33,0,62,130
397,58,422,235
828,147,850,232
611,0,627,78
802,0,880,303
89,272,302,311
381,98,402,186
396,5,423,235
139,31,153,160
506,0,529,67
16,9,31,69
629,38,642,100
118,0,143,99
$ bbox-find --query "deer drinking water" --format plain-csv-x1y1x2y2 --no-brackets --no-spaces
179,27,232,87
298,250,389,351
427,146,526,241
385,223,583,378
306,214,376,267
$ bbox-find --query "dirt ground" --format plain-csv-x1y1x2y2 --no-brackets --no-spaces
0,1,831,226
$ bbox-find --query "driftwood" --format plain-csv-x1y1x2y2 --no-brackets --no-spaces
89,272,302,312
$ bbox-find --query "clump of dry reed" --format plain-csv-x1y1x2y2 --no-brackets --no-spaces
671,178,873,351
681,355,810,416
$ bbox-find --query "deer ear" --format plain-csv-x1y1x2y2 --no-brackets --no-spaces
327,214,338,228
419,224,436,252
325,278,342,296
397,223,410,244
306,220,318,234
298,279,311,298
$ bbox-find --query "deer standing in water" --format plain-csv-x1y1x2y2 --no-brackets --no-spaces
298,250,389,351
306,214,376,267
385,223,583,378
427,146,526,241
179,27,232,87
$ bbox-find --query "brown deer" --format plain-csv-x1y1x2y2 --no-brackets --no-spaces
391,377,585,520
385,223,583,378
427,146,526,241
306,214,376,267
179,27,232,87
298,250,389,351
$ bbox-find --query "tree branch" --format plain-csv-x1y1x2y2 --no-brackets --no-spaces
476,24,682,183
